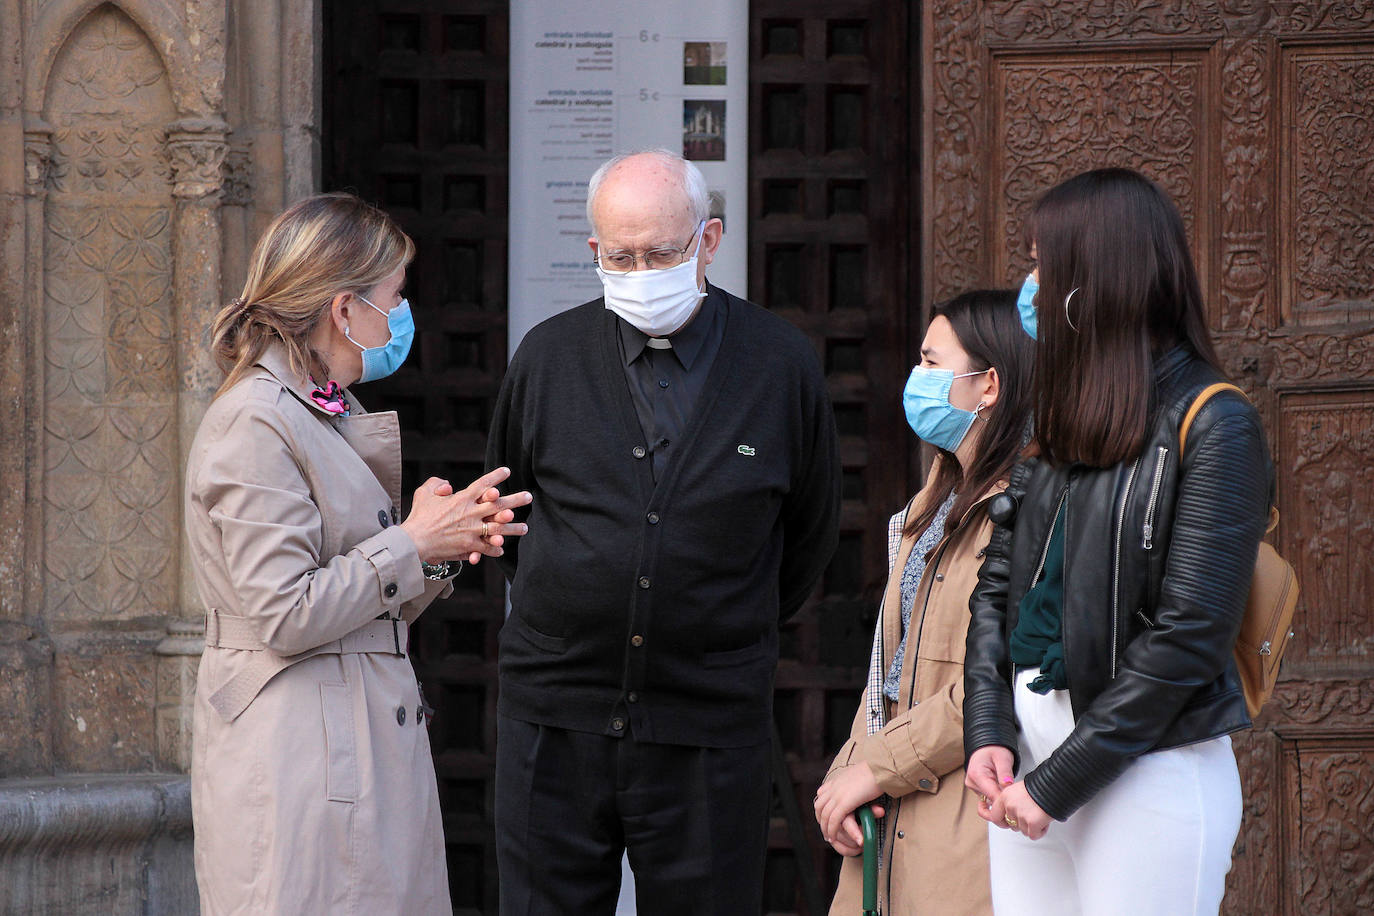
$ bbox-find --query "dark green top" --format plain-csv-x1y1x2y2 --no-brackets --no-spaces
1009,502,1068,693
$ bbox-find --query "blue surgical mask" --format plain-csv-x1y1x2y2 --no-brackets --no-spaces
346,295,414,382
903,365,991,452
1017,272,1038,339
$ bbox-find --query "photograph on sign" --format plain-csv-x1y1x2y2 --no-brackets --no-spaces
683,41,727,85
683,100,725,160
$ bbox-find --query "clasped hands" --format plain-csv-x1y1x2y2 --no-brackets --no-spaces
964,745,1051,840
400,466,532,566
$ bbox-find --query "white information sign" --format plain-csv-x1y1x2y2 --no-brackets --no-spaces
508,0,749,354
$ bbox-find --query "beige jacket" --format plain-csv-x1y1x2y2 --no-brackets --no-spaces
825,466,1000,916
185,344,453,915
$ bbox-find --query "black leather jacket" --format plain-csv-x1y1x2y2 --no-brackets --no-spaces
963,347,1273,821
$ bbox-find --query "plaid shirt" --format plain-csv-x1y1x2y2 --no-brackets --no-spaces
864,505,910,737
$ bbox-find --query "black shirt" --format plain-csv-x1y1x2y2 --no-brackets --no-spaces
615,288,725,480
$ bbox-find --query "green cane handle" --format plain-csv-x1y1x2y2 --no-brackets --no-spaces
858,804,879,915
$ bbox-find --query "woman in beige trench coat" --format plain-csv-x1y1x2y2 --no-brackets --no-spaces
185,193,530,915
814,290,1033,915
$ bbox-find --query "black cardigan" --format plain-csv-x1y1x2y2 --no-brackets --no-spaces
487,286,841,747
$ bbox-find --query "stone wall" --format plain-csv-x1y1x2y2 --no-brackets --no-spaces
0,1,320,910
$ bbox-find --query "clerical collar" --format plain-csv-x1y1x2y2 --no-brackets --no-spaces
616,285,718,369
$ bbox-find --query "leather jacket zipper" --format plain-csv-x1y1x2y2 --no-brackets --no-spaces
1141,446,1169,550
1112,457,1142,680
1031,486,1070,588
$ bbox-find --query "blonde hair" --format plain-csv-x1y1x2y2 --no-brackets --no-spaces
211,192,415,397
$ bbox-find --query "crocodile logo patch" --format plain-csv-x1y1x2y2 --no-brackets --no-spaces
737,445,756,456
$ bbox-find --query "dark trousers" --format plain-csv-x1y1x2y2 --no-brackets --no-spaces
495,714,772,916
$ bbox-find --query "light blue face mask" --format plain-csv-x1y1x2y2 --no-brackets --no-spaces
346,295,414,383
902,365,990,452
1017,272,1038,340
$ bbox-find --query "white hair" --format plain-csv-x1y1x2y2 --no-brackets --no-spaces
585,148,710,238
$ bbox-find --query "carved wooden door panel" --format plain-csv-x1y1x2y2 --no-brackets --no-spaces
750,3,917,912
325,4,511,913
923,4,1374,913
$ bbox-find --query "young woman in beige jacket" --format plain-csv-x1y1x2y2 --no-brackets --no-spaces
815,289,1033,914
185,194,530,915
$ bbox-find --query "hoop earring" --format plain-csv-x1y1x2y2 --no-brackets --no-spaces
1064,287,1081,333
974,401,990,422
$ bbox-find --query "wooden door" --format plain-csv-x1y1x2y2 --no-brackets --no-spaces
923,4,1374,913
325,5,511,913
749,2,919,912
324,1,921,912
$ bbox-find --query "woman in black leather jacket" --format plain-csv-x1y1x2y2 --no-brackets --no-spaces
962,168,1272,915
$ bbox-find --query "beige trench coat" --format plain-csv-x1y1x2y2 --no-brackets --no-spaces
825,465,1000,916
185,344,453,915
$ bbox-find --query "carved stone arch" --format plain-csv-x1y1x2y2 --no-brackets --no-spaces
26,0,208,118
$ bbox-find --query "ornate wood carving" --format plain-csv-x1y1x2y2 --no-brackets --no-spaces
1296,746,1374,913
1219,36,1272,334
1226,729,1281,911
1278,394,1374,666
1285,48,1374,326
930,6,1374,916
1278,1,1374,32
984,0,1224,43
993,55,1204,281
42,6,177,624
928,0,988,301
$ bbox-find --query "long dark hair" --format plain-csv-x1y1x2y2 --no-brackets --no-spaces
904,288,1035,539
1028,168,1221,468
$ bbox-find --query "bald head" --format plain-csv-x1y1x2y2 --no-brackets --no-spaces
586,150,722,288
586,150,708,240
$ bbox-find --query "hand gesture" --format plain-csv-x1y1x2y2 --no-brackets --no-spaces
400,467,532,565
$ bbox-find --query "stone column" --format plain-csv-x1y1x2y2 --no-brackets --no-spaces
0,120,58,775
161,117,228,770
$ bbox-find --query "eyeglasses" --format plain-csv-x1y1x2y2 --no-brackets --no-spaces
593,222,703,274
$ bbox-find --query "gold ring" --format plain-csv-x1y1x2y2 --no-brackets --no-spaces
1005,815,1018,828
480,522,490,539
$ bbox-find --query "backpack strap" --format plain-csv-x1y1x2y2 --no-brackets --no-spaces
1179,382,1279,536
1179,382,1246,453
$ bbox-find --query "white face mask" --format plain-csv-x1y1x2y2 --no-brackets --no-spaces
596,221,708,337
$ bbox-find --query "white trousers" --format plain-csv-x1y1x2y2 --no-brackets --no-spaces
988,669,1242,916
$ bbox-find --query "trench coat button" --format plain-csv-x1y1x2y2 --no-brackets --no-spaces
627,692,639,703
391,506,399,524
384,582,398,598
378,509,390,528
646,511,660,525
897,830,905,839
632,446,646,459
934,573,944,582
416,706,423,725
396,706,407,726
611,717,625,731
631,635,644,647
658,378,669,389
638,576,651,589
918,778,932,790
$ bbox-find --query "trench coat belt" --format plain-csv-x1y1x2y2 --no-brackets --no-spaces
204,609,409,724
